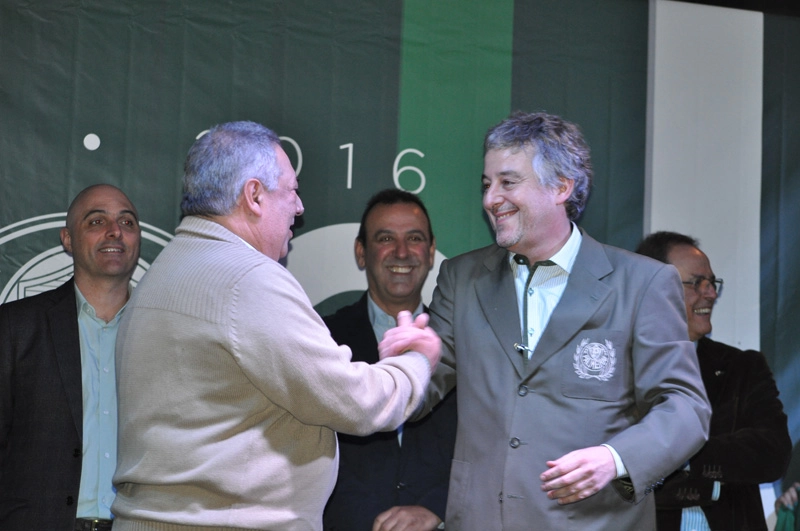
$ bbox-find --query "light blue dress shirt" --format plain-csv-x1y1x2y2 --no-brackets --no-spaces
75,285,127,519
681,506,712,531
679,349,721,531
366,294,424,447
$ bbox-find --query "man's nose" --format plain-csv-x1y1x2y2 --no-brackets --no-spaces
106,221,121,238
394,239,408,258
705,283,719,300
483,183,500,211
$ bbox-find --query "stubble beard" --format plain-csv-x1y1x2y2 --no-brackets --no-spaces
494,224,522,250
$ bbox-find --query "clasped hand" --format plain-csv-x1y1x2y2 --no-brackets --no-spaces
378,310,441,371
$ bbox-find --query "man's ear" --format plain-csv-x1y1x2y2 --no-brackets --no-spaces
427,237,436,270
60,227,73,255
242,179,264,215
555,176,574,205
354,238,366,270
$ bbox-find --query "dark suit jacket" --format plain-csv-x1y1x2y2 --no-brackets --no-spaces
0,280,83,530
322,293,457,531
656,336,791,531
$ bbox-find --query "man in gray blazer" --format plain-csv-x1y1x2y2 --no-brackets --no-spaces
409,112,711,530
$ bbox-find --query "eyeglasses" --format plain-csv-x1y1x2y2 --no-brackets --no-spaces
681,276,723,295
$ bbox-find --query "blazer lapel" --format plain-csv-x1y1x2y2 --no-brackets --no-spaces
697,338,728,407
475,246,528,378
528,233,613,375
49,281,83,439
343,294,381,364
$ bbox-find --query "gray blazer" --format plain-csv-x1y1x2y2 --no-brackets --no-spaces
423,231,711,531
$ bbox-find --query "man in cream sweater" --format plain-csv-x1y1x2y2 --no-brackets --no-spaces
112,121,440,531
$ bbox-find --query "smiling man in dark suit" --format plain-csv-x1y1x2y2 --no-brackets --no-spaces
323,189,456,531
637,231,791,531
0,184,141,531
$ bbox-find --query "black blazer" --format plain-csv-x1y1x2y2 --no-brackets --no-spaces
0,280,84,530
322,293,457,531
655,336,792,531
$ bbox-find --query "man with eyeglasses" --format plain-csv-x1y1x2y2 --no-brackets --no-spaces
636,230,791,531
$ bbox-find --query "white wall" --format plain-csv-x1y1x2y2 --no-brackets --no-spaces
647,2,775,526
646,0,763,351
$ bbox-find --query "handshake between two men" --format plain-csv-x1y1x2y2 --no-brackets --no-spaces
378,310,441,371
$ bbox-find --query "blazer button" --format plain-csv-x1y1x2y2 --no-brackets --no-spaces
73,448,81,458
396,482,407,490
509,437,521,448
517,385,529,396
66,496,74,505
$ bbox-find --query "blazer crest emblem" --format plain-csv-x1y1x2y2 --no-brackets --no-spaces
573,338,616,381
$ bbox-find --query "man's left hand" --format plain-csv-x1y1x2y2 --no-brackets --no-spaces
540,445,618,505
372,505,442,531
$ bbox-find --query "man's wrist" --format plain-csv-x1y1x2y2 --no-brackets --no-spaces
601,443,629,478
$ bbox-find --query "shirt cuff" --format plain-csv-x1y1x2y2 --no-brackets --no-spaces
712,481,721,501
601,444,629,478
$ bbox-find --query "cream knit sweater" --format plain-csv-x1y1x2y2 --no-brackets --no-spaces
112,216,431,530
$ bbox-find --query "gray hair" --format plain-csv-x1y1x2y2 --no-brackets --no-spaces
181,121,282,217
484,111,592,221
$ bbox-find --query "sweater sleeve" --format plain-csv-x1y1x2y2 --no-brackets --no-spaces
228,260,432,436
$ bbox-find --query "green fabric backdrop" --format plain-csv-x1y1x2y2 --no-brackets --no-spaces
1,1,798,477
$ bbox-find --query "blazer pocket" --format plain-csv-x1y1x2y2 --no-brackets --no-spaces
561,330,628,402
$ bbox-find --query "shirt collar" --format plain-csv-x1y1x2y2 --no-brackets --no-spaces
234,234,258,252
509,221,583,274
366,292,424,327
74,283,131,323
